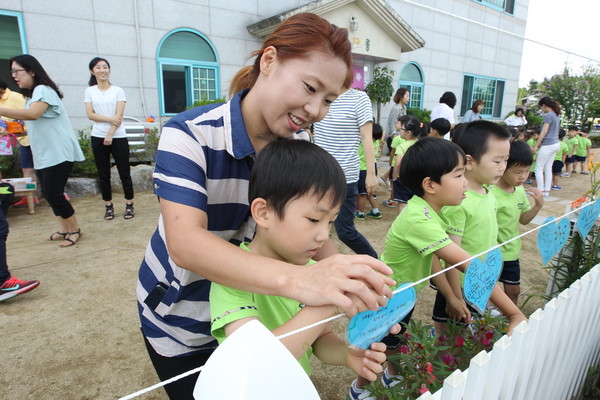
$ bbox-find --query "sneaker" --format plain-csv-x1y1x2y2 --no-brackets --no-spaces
383,200,397,208
366,210,382,219
551,185,562,190
13,197,28,207
542,192,550,197
561,172,570,177
347,379,376,400
381,368,403,388
354,211,366,220
0,276,40,302
581,171,590,175
524,179,532,184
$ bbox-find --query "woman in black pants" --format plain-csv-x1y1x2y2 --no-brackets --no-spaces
84,57,134,220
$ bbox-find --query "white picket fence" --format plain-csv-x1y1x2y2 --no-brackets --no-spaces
417,265,600,400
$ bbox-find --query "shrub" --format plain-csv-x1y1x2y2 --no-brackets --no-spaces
407,108,432,123
71,127,98,178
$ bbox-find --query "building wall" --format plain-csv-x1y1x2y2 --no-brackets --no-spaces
1,0,528,130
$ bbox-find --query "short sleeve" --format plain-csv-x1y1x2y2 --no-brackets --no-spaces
84,87,93,103
355,91,374,127
443,205,466,237
116,87,127,102
519,188,531,214
209,283,260,343
30,86,61,118
405,218,451,256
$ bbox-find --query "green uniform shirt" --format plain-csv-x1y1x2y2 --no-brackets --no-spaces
210,243,314,375
566,136,579,155
554,141,569,161
526,138,537,171
380,196,452,292
358,139,381,171
390,135,405,166
575,136,591,157
489,185,531,261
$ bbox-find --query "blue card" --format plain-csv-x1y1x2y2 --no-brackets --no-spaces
537,216,570,265
346,283,417,350
576,200,600,239
463,248,503,314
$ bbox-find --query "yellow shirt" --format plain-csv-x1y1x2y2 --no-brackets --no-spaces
0,88,29,146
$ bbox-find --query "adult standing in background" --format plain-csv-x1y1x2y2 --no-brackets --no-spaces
505,107,528,127
462,99,484,123
0,54,84,247
430,91,457,140
385,88,409,152
84,57,134,221
534,96,561,197
314,88,378,258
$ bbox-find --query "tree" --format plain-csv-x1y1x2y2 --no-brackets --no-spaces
365,66,394,123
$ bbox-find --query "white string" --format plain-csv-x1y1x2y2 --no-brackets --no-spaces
400,0,600,63
119,199,596,399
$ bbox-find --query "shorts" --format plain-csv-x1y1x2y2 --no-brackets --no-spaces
565,155,576,164
380,307,414,349
432,291,479,323
357,170,367,195
499,259,520,285
574,155,587,163
552,160,564,174
393,178,413,203
19,144,34,169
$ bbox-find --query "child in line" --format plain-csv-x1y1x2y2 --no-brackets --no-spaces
490,140,544,305
210,140,396,387
355,123,383,219
348,137,474,399
383,115,410,207
524,129,539,184
574,128,591,174
432,120,526,333
564,126,579,177
391,116,426,214
428,117,451,139
551,129,568,190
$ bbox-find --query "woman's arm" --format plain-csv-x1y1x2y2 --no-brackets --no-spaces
103,101,125,145
161,199,395,315
0,101,48,121
84,102,122,126
535,122,550,150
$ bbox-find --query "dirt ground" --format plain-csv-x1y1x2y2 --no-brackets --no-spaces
1,152,595,400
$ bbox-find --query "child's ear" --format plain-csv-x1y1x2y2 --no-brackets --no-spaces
422,177,436,195
465,154,474,170
250,198,271,228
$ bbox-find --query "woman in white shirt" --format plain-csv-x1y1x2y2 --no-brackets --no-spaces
504,107,528,127
430,91,456,139
84,57,134,220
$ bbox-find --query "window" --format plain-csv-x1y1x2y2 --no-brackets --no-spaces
0,10,27,90
461,74,505,119
157,29,219,115
472,0,515,14
398,63,424,109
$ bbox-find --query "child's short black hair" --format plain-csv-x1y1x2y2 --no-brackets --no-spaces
452,120,511,162
568,125,578,132
400,137,467,197
372,123,383,140
249,140,346,218
558,128,566,140
506,140,533,169
429,118,451,136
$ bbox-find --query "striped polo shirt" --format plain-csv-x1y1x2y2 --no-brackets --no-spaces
137,90,257,357
313,89,373,184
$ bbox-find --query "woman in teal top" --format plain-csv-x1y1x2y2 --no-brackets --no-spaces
0,55,84,247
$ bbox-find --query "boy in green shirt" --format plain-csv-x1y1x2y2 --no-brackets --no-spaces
551,129,569,189
432,121,526,333
564,126,580,176
356,123,383,219
490,141,544,305
210,140,395,386
575,128,592,174
383,115,410,208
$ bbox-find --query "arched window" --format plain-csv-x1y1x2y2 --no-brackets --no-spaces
0,10,27,91
398,62,424,110
157,29,220,115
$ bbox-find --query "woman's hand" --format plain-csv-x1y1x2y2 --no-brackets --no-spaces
289,254,395,317
110,116,122,127
103,135,113,146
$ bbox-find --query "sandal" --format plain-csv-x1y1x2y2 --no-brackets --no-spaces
60,229,82,248
124,202,134,220
104,203,114,220
49,231,69,241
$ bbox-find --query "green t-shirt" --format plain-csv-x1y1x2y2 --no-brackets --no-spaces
380,196,452,292
442,188,498,260
554,141,569,161
390,135,405,166
489,185,531,261
566,136,579,155
526,138,537,171
575,136,591,157
358,139,381,171
210,243,314,375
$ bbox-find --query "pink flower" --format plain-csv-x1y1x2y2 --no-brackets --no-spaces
399,345,409,354
482,337,491,346
485,330,494,340
455,336,465,347
419,384,430,394
442,353,456,366
438,335,448,343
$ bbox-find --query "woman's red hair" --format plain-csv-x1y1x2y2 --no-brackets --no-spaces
230,13,352,96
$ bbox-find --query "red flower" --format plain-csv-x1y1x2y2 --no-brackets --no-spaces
438,335,448,343
455,336,465,347
416,343,424,350
419,384,430,394
485,330,494,339
482,337,491,346
442,353,456,366
399,345,409,354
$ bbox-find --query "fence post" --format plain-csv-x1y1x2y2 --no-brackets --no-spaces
512,308,544,400
462,350,490,400
439,369,465,400
499,320,529,398
482,335,512,399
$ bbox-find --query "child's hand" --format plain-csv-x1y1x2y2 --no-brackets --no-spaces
346,342,387,381
526,187,544,207
445,296,471,324
506,312,527,335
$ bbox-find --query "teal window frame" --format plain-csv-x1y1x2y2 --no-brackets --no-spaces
157,28,220,116
471,0,515,15
461,74,505,119
0,10,28,90
398,62,424,110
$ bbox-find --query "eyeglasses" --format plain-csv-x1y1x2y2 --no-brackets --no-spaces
10,69,26,75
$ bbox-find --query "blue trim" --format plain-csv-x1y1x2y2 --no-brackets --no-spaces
0,10,28,54
399,62,425,110
156,28,221,116
462,73,506,119
470,0,515,15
